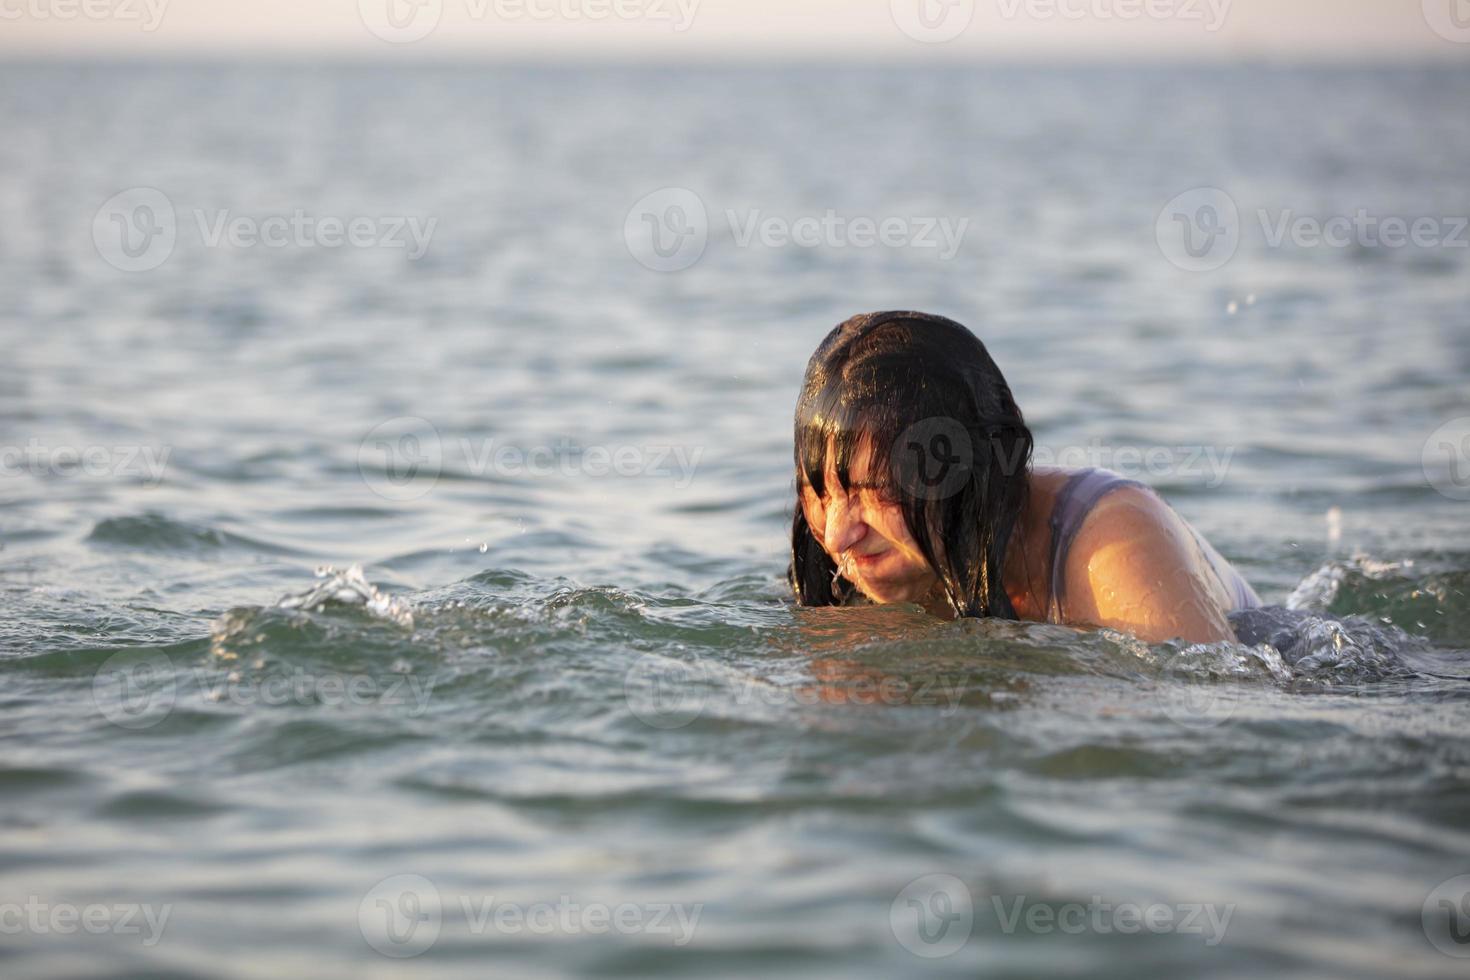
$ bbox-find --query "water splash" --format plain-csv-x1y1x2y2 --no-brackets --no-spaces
1285,552,1414,611
274,564,415,629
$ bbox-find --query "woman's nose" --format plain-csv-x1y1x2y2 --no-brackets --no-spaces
824,492,868,554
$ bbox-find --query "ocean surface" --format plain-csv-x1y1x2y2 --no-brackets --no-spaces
1,62,1469,978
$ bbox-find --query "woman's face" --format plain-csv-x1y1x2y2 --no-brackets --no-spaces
798,435,938,604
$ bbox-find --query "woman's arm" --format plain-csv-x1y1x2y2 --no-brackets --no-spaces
1059,486,1237,645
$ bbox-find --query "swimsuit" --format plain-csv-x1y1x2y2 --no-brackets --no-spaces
1046,467,1260,622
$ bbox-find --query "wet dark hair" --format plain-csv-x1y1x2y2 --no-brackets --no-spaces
788,311,1033,619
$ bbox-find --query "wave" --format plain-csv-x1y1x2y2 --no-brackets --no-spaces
195,554,1468,719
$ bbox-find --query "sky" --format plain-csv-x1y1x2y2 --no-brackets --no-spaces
2,0,1469,60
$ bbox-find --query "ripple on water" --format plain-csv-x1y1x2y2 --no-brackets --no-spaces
86,514,305,557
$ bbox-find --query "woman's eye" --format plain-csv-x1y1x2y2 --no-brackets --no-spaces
874,484,901,504
856,484,900,505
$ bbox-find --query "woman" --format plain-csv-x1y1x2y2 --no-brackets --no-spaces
789,311,1260,645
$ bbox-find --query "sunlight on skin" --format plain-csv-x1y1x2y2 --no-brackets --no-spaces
798,436,938,606
1064,489,1238,644
798,435,1239,644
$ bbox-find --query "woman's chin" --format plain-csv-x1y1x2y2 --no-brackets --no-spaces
854,578,925,605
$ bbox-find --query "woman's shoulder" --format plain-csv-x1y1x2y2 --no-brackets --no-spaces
1037,466,1164,533
1052,470,1244,640
1053,470,1175,565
